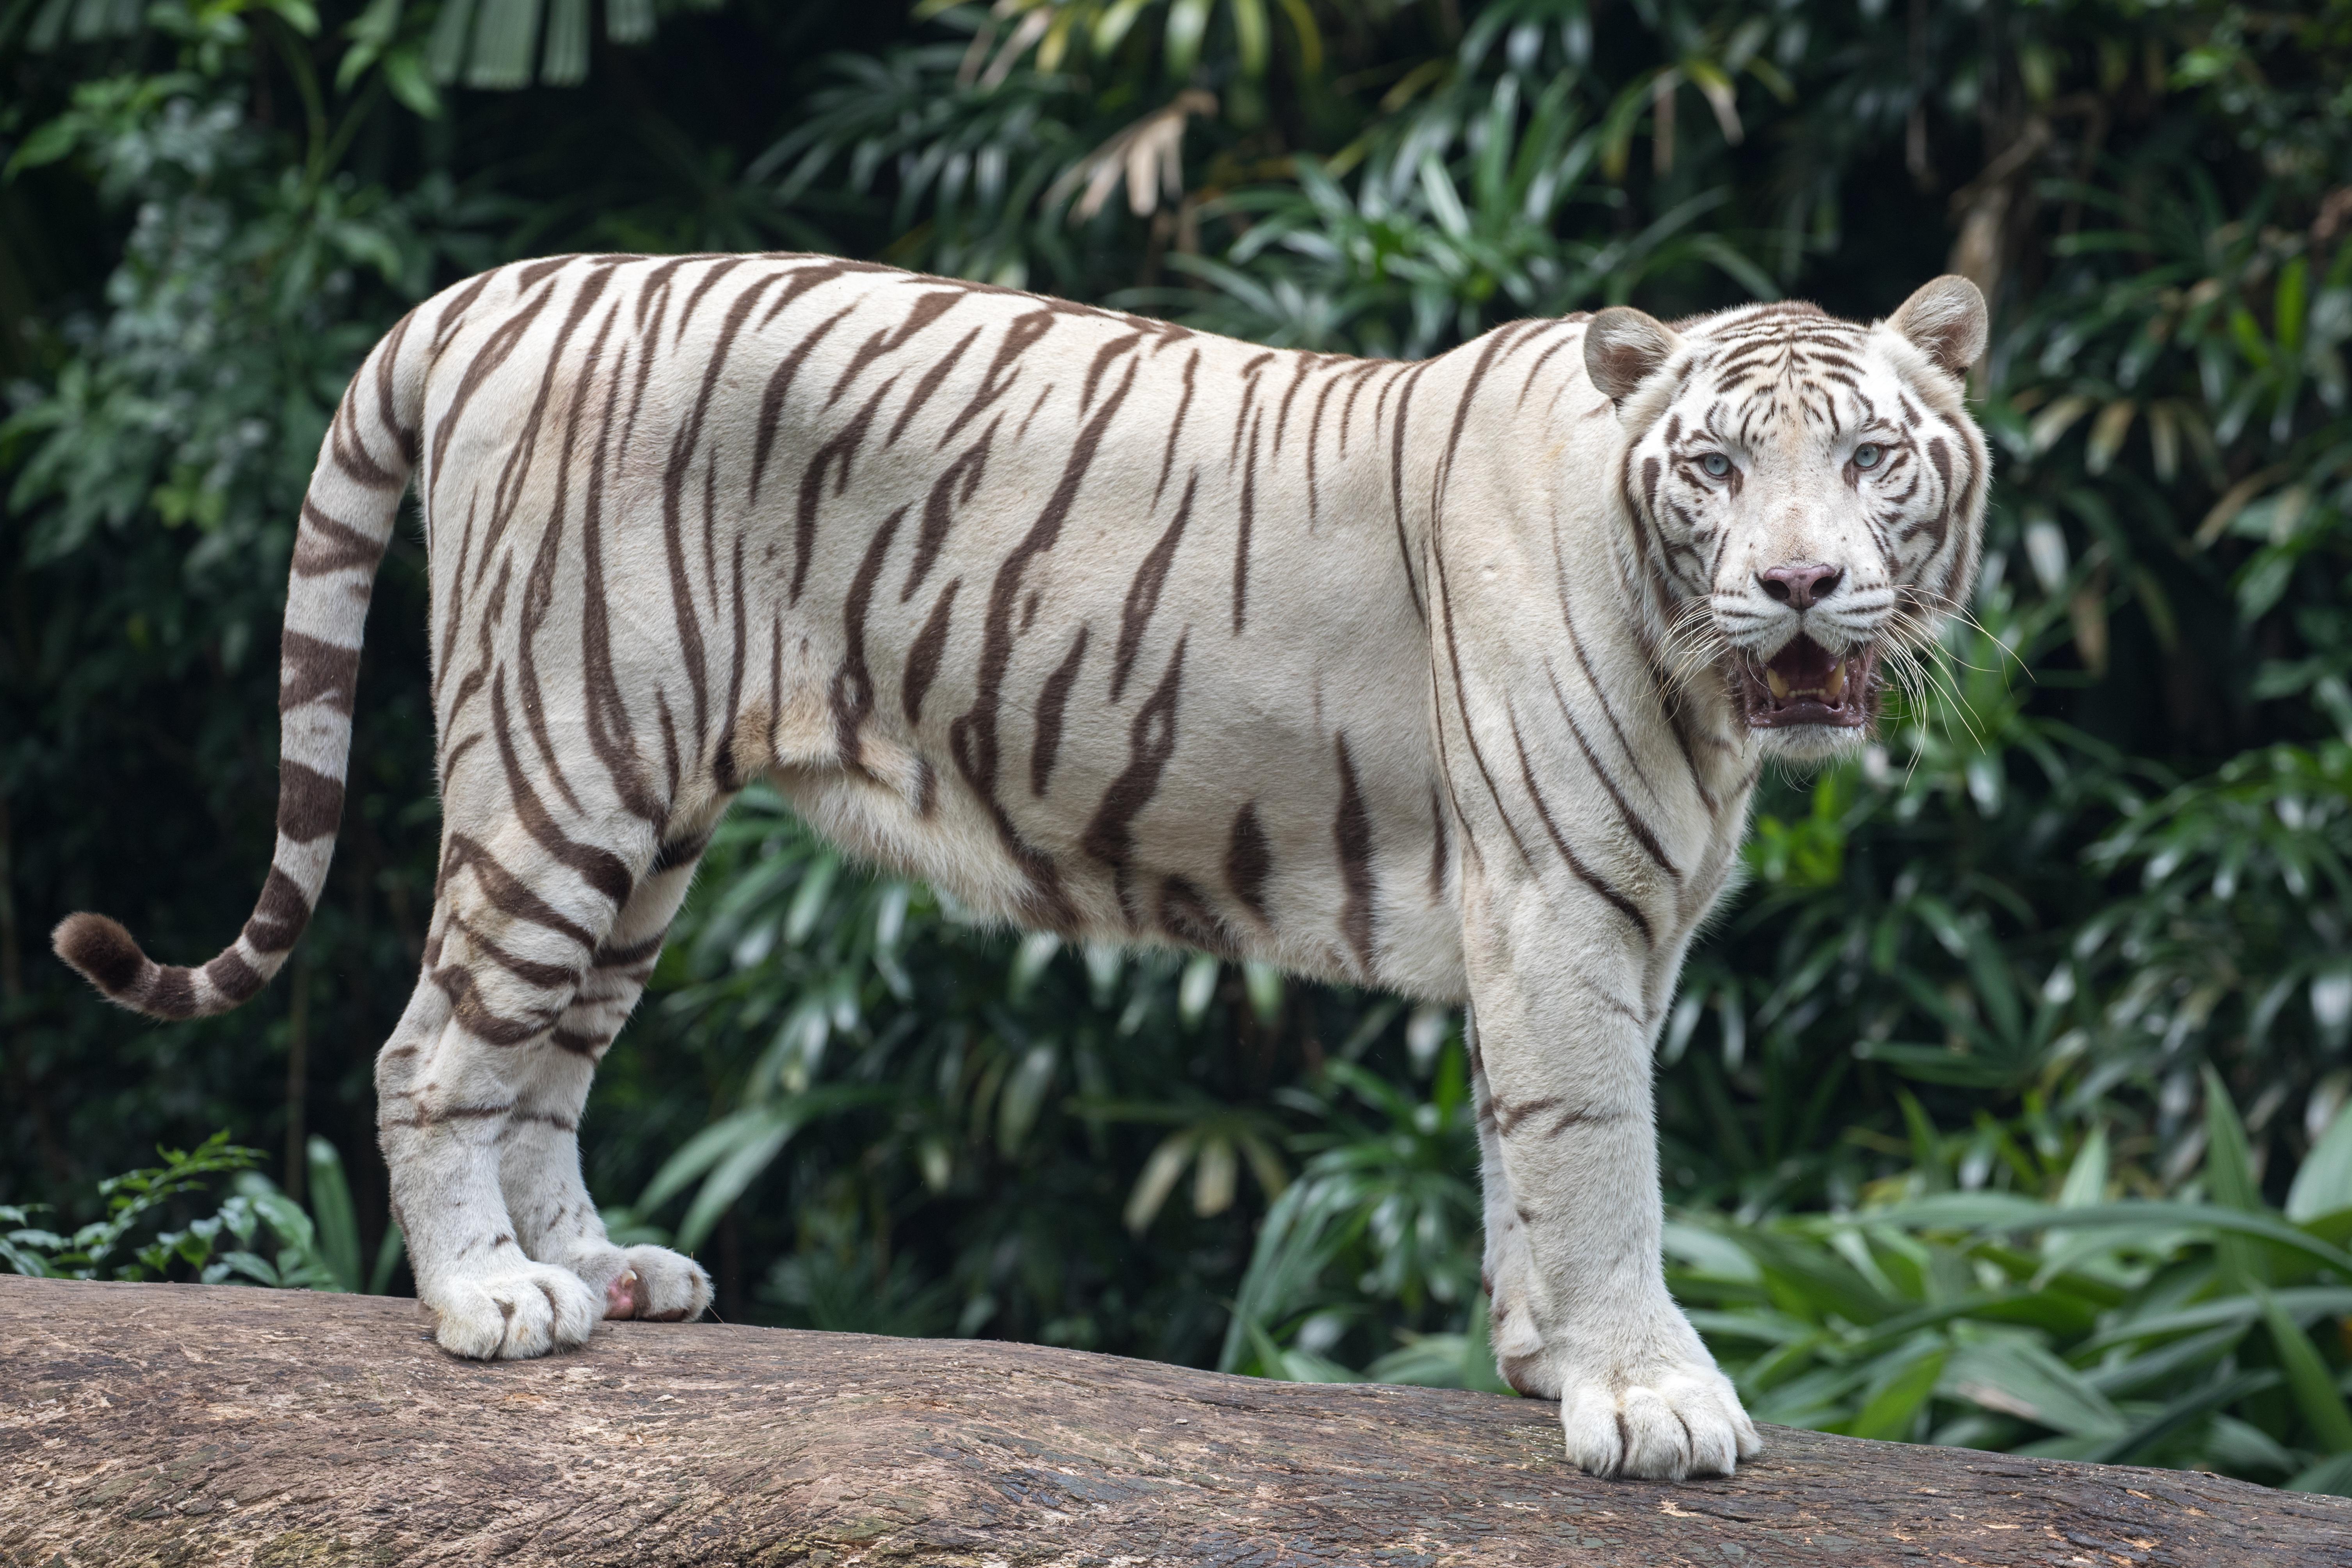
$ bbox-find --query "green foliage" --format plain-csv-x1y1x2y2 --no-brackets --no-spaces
1219,1051,1484,1378
0,1129,368,1289
1673,1085,2352,1494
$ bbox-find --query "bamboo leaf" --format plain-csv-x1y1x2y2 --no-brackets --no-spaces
1125,1131,1197,1233
1193,1134,1238,1216
1165,0,1212,78
2290,1451,2352,1496
1943,1338,2122,1436
2203,1067,2267,1289
463,0,541,90
676,1113,794,1253
996,1043,1059,1154
2081,1369,2281,1465
2288,1100,2352,1223
1229,0,1267,76
2259,1288,2352,1452
1875,1195,2352,1277
303,1136,362,1294
539,0,588,85
1847,1344,1946,1440
606,0,653,45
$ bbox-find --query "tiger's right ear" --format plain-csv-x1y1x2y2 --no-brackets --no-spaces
1583,307,1683,407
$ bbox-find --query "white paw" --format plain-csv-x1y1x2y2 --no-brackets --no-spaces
1559,1362,1761,1480
1491,1296,1560,1397
427,1264,601,1360
604,1244,713,1324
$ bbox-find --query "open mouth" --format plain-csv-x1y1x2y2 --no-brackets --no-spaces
1734,635,1879,729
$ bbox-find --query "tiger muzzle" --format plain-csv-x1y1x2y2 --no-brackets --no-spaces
1733,634,1880,729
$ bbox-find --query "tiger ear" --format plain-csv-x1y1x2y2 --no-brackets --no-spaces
1584,306,1683,406
1887,275,1988,377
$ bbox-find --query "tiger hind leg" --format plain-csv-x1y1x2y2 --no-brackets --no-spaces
497,822,717,1325
379,817,649,1360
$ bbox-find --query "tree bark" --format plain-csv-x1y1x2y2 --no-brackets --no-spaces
3,1277,2346,1566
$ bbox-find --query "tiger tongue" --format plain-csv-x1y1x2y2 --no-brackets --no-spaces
1765,635,1840,697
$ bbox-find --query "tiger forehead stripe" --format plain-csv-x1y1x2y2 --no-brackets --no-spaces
49,255,1985,1470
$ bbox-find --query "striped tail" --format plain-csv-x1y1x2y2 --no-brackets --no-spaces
54,314,422,1020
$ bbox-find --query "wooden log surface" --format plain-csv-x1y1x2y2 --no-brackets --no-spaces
3,1276,2347,1566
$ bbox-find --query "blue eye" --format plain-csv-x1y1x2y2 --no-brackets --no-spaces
1854,443,1883,470
1701,453,1731,477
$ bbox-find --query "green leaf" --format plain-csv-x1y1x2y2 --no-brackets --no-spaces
642,1087,888,1223
1663,1218,1761,1283
2079,1287,2352,1353
263,0,322,37
1125,1131,1196,1233
1847,1344,1946,1440
1178,953,1219,1027
2277,257,2310,355
1164,0,1212,78
996,1043,1059,1154
1875,1195,2352,1278
1093,0,1154,56
2081,1369,2281,1465
426,0,477,83
380,48,443,117
676,1110,798,1253
2203,1066,2268,1289
2203,1068,2263,1211
539,0,589,85
1009,929,1060,1000
2259,1288,2352,1452
1229,0,1267,76
606,0,653,45
2288,1101,2352,1223
304,1136,362,1293
1942,1338,2122,1437
1243,961,1283,1025
6,115,84,174
465,0,542,89
367,1223,406,1297
2057,1124,2109,1208
0,1235,53,1277
2289,1451,2352,1497
213,1249,283,1288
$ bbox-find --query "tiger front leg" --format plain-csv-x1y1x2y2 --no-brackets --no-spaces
1466,886,1760,1480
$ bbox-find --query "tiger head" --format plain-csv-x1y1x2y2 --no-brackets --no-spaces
1584,277,1991,760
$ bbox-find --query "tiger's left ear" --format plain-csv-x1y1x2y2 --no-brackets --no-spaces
1887,275,1988,377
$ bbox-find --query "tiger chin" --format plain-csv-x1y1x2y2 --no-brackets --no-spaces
52,250,1988,1483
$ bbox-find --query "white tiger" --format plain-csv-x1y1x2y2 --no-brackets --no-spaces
55,253,1989,1481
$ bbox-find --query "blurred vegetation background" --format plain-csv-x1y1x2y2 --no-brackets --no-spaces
6,0,2352,1491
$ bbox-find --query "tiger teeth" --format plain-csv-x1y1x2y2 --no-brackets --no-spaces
1825,661,1848,701
1765,668,1791,700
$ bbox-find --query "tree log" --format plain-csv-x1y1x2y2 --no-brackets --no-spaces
3,1277,2346,1566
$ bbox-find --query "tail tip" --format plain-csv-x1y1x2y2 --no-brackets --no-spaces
54,912,147,997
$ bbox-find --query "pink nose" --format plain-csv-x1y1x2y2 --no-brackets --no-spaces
1758,562,1843,612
